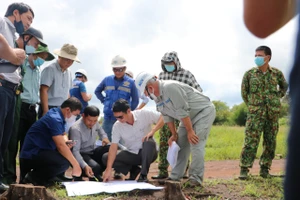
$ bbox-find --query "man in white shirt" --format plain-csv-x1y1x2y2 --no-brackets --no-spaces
102,99,164,182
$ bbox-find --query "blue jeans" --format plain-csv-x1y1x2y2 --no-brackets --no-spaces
102,118,116,141
0,86,16,182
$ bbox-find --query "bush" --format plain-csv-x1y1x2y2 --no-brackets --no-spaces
230,102,248,126
212,100,231,125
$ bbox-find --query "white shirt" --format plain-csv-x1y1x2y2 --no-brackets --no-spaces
112,109,161,154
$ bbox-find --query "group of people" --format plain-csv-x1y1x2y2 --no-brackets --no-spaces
0,1,293,198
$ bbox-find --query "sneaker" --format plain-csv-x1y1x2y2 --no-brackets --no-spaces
151,174,168,179
239,167,249,180
260,167,271,178
183,179,202,188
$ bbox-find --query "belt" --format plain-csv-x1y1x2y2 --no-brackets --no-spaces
0,79,19,92
22,102,37,110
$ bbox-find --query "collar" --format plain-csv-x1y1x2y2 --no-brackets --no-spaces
55,60,66,73
158,80,164,99
254,65,273,73
78,118,93,131
114,75,124,81
4,17,16,31
57,108,65,123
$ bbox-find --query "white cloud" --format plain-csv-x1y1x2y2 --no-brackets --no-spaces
1,0,297,112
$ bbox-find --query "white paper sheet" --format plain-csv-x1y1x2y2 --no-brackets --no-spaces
63,180,164,196
167,141,180,169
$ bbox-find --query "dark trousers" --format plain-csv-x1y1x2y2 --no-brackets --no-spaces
38,105,58,119
81,146,110,180
20,150,70,185
102,139,157,176
0,86,16,183
3,97,28,184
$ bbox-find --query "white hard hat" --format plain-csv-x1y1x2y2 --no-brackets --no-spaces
125,70,134,78
75,69,88,80
111,55,127,68
135,71,155,95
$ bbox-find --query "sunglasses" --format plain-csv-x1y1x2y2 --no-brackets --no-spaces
113,67,125,72
115,115,124,119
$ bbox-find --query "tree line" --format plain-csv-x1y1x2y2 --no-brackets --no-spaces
212,94,290,126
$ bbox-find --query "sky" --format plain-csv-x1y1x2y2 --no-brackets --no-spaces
1,0,298,113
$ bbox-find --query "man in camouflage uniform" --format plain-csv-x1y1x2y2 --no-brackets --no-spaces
152,51,202,179
239,46,288,179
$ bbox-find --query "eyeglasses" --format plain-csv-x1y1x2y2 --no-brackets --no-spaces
115,115,124,119
113,67,125,72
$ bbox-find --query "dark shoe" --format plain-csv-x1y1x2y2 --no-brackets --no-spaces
166,177,181,182
137,174,148,182
0,183,9,192
260,167,271,178
126,166,141,180
56,174,73,181
239,167,249,180
23,172,38,185
151,174,168,179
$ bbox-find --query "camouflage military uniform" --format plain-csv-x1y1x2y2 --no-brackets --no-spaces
240,66,288,169
158,120,179,176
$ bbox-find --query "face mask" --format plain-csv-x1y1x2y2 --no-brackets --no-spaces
164,64,175,72
147,87,157,101
25,45,36,54
33,57,45,66
65,114,77,132
254,56,265,67
14,20,24,35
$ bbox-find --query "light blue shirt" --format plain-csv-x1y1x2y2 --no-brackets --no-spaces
21,58,40,104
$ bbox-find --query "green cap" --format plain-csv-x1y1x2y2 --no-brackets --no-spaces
33,45,55,61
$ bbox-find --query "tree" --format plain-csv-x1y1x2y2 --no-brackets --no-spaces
231,102,248,126
212,100,230,125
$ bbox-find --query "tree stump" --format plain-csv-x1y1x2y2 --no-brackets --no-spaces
165,181,187,200
0,184,56,200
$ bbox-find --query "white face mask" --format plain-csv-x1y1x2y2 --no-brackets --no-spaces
148,87,157,101
65,114,77,132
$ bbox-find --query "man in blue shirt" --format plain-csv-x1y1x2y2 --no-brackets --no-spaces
19,97,82,186
95,55,139,141
70,69,92,117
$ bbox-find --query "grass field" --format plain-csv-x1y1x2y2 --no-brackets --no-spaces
205,125,288,161
154,125,288,161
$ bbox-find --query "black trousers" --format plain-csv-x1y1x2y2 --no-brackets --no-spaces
38,105,58,119
20,150,70,185
102,138,157,176
81,145,110,180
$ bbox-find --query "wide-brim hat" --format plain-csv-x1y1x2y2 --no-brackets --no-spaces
33,45,55,61
53,44,81,63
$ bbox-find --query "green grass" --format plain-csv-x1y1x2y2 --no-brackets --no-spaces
205,125,288,161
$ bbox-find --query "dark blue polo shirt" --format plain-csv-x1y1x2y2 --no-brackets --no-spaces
20,108,65,159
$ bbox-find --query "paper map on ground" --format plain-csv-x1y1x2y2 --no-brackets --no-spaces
63,180,164,196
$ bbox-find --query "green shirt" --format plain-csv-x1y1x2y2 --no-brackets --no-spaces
241,66,288,116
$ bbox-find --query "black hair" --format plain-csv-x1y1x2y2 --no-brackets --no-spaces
256,46,272,61
61,97,82,112
112,99,130,113
83,106,100,117
5,3,34,18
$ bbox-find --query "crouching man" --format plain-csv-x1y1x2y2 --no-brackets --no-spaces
102,99,164,182
135,72,216,187
19,97,82,186
69,106,110,182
